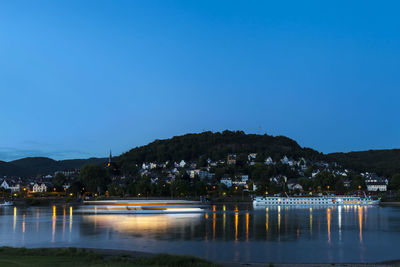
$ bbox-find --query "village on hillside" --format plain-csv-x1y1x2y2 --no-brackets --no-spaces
0,151,393,200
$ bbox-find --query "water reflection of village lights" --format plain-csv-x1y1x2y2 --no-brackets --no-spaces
338,206,342,241
69,206,73,233
234,208,239,242
309,208,313,236
213,212,216,240
327,208,331,244
277,206,281,232
22,213,26,233
245,212,249,241
52,205,56,242
62,207,66,235
13,207,17,232
358,206,363,243
36,208,40,233
223,212,226,237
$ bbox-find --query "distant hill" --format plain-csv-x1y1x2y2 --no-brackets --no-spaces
117,130,324,164
328,149,400,177
0,157,107,177
0,161,20,177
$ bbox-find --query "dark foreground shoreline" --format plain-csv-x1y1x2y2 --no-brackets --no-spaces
82,248,400,267
1,247,399,267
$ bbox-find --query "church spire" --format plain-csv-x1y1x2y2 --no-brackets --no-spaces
109,149,112,164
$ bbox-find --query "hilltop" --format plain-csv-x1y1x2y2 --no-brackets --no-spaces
116,130,324,170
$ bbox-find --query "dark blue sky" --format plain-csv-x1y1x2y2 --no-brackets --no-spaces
1,0,399,161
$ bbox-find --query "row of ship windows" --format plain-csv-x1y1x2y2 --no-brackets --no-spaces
262,199,363,201
264,201,361,204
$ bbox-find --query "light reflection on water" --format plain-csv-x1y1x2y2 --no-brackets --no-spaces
0,204,400,263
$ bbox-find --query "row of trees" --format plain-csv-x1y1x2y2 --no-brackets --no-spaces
108,177,209,198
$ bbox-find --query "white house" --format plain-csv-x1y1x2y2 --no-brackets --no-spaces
312,170,320,178
232,181,246,188
281,156,289,165
220,178,232,188
265,157,274,165
0,180,10,190
142,163,149,170
63,183,71,190
241,175,249,183
248,153,257,161
288,183,303,191
227,154,236,165
10,184,20,192
0,180,20,192
149,163,157,169
366,181,387,192
189,169,201,179
32,183,47,193
179,160,186,168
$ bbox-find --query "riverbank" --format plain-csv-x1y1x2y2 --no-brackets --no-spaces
0,247,218,267
380,202,400,206
2,247,399,267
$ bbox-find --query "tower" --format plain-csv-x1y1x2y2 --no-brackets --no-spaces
106,149,119,176
108,150,112,167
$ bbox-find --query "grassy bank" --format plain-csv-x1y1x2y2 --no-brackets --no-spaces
0,247,219,267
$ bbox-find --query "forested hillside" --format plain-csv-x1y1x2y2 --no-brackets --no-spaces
328,149,400,177
117,130,323,164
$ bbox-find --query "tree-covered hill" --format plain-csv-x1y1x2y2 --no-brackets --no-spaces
0,160,20,177
0,157,107,177
117,130,324,165
328,149,400,177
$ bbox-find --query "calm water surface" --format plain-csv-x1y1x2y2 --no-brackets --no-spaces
1,204,400,263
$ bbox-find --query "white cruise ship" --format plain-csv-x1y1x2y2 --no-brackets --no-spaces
253,195,380,206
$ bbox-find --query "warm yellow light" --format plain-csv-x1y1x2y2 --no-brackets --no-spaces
69,193,73,196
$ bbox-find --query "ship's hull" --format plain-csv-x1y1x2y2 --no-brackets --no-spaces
253,196,380,206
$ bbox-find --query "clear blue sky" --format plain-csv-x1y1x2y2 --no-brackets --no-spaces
1,0,399,161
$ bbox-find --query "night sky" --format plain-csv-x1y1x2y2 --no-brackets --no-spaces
1,0,399,161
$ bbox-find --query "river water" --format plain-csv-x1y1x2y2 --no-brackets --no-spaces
0,204,399,263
